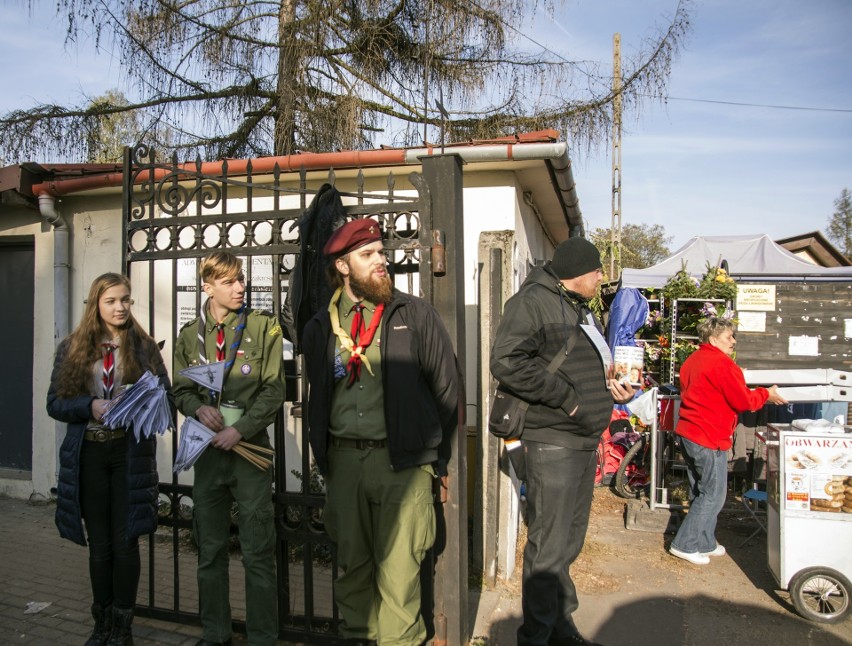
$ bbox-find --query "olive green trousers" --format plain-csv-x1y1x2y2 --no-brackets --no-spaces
324,445,436,646
193,446,277,645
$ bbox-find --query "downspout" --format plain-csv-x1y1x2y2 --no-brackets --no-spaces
38,194,70,489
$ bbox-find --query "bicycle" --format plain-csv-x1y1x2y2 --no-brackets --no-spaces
613,428,684,499
612,430,651,498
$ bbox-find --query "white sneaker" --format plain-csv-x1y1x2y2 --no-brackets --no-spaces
669,546,710,565
702,544,726,557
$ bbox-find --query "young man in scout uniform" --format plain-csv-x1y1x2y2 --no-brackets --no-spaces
173,251,285,646
302,219,459,646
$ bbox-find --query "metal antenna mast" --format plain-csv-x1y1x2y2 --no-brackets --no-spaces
610,33,623,279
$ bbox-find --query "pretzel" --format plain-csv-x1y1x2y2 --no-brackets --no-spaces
811,498,843,508
825,481,846,496
811,503,841,513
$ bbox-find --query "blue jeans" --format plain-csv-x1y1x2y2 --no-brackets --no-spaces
670,437,728,554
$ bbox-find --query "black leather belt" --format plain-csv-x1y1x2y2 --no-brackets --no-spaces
330,437,387,450
84,429,126,442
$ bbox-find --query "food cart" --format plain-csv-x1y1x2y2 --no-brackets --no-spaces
763,422,852,623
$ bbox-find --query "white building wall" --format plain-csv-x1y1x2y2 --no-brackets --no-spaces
1,165,559,511
460,175,519,423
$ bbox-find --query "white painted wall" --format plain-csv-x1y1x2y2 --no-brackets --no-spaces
0,164,562,504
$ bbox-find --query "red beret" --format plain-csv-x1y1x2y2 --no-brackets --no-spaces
323,219,383,257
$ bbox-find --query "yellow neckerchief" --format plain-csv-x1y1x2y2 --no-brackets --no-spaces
328,287,377,378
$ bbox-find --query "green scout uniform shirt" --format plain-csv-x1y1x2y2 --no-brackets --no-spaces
329,292,386,441
173,306,285,442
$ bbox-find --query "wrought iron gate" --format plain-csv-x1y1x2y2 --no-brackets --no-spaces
120,143,466,644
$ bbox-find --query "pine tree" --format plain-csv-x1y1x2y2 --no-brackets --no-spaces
826,188,852,260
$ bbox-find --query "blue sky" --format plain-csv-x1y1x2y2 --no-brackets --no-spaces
538,0,852,249
1,0,850,250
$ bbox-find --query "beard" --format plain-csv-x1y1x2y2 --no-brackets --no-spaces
348,267,394,304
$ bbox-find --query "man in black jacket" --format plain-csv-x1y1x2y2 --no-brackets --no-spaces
490,237,634,646
302,218,459,646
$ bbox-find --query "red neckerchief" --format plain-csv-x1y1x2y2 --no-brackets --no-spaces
346,301,384,387
102,343,117,399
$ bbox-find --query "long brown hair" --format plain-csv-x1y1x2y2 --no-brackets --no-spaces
55,273,155,398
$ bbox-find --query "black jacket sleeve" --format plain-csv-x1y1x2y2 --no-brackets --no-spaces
490,286,581,416
417,302,460,470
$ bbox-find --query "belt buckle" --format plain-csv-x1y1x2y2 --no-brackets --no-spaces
93,429,108,442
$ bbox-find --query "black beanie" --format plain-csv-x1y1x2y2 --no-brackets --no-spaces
550,237,602,279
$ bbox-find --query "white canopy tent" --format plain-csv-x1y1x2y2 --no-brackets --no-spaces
620,234,852,288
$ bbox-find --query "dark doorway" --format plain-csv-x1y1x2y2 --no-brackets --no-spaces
0,237,35,471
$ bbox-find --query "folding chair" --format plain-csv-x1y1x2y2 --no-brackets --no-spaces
740,486,768,547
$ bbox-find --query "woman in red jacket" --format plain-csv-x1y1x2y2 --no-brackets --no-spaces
668,316,786,565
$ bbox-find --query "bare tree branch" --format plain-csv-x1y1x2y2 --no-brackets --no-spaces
1,0,693,161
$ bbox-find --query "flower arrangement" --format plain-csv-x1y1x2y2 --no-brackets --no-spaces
638,262,738,384
645,309,663,332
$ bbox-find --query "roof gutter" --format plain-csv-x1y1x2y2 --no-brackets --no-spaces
29,141,582,234
406,142,582,235
30,149,410,197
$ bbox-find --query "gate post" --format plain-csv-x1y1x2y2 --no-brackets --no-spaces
420,155,468,646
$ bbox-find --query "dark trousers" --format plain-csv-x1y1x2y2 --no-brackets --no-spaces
518,442,597,646
193,447,278,645
79,436,140,609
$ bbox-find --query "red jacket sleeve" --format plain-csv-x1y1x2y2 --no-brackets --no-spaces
716,358,769,413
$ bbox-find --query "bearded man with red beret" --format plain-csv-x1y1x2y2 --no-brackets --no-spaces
302,218,460,646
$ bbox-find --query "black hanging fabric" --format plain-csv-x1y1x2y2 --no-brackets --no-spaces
281,183,348,352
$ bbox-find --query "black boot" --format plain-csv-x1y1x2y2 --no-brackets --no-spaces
106,607,134,646
84,603,112,645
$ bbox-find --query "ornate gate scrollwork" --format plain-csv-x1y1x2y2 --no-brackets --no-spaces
122,144,431,643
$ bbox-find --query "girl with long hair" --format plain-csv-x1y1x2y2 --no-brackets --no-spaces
47,273,174,645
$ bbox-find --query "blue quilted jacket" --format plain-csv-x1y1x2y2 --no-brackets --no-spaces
46,337,172,546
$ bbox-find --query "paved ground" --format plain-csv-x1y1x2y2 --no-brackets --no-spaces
2,490,850,645
470,489,852,646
